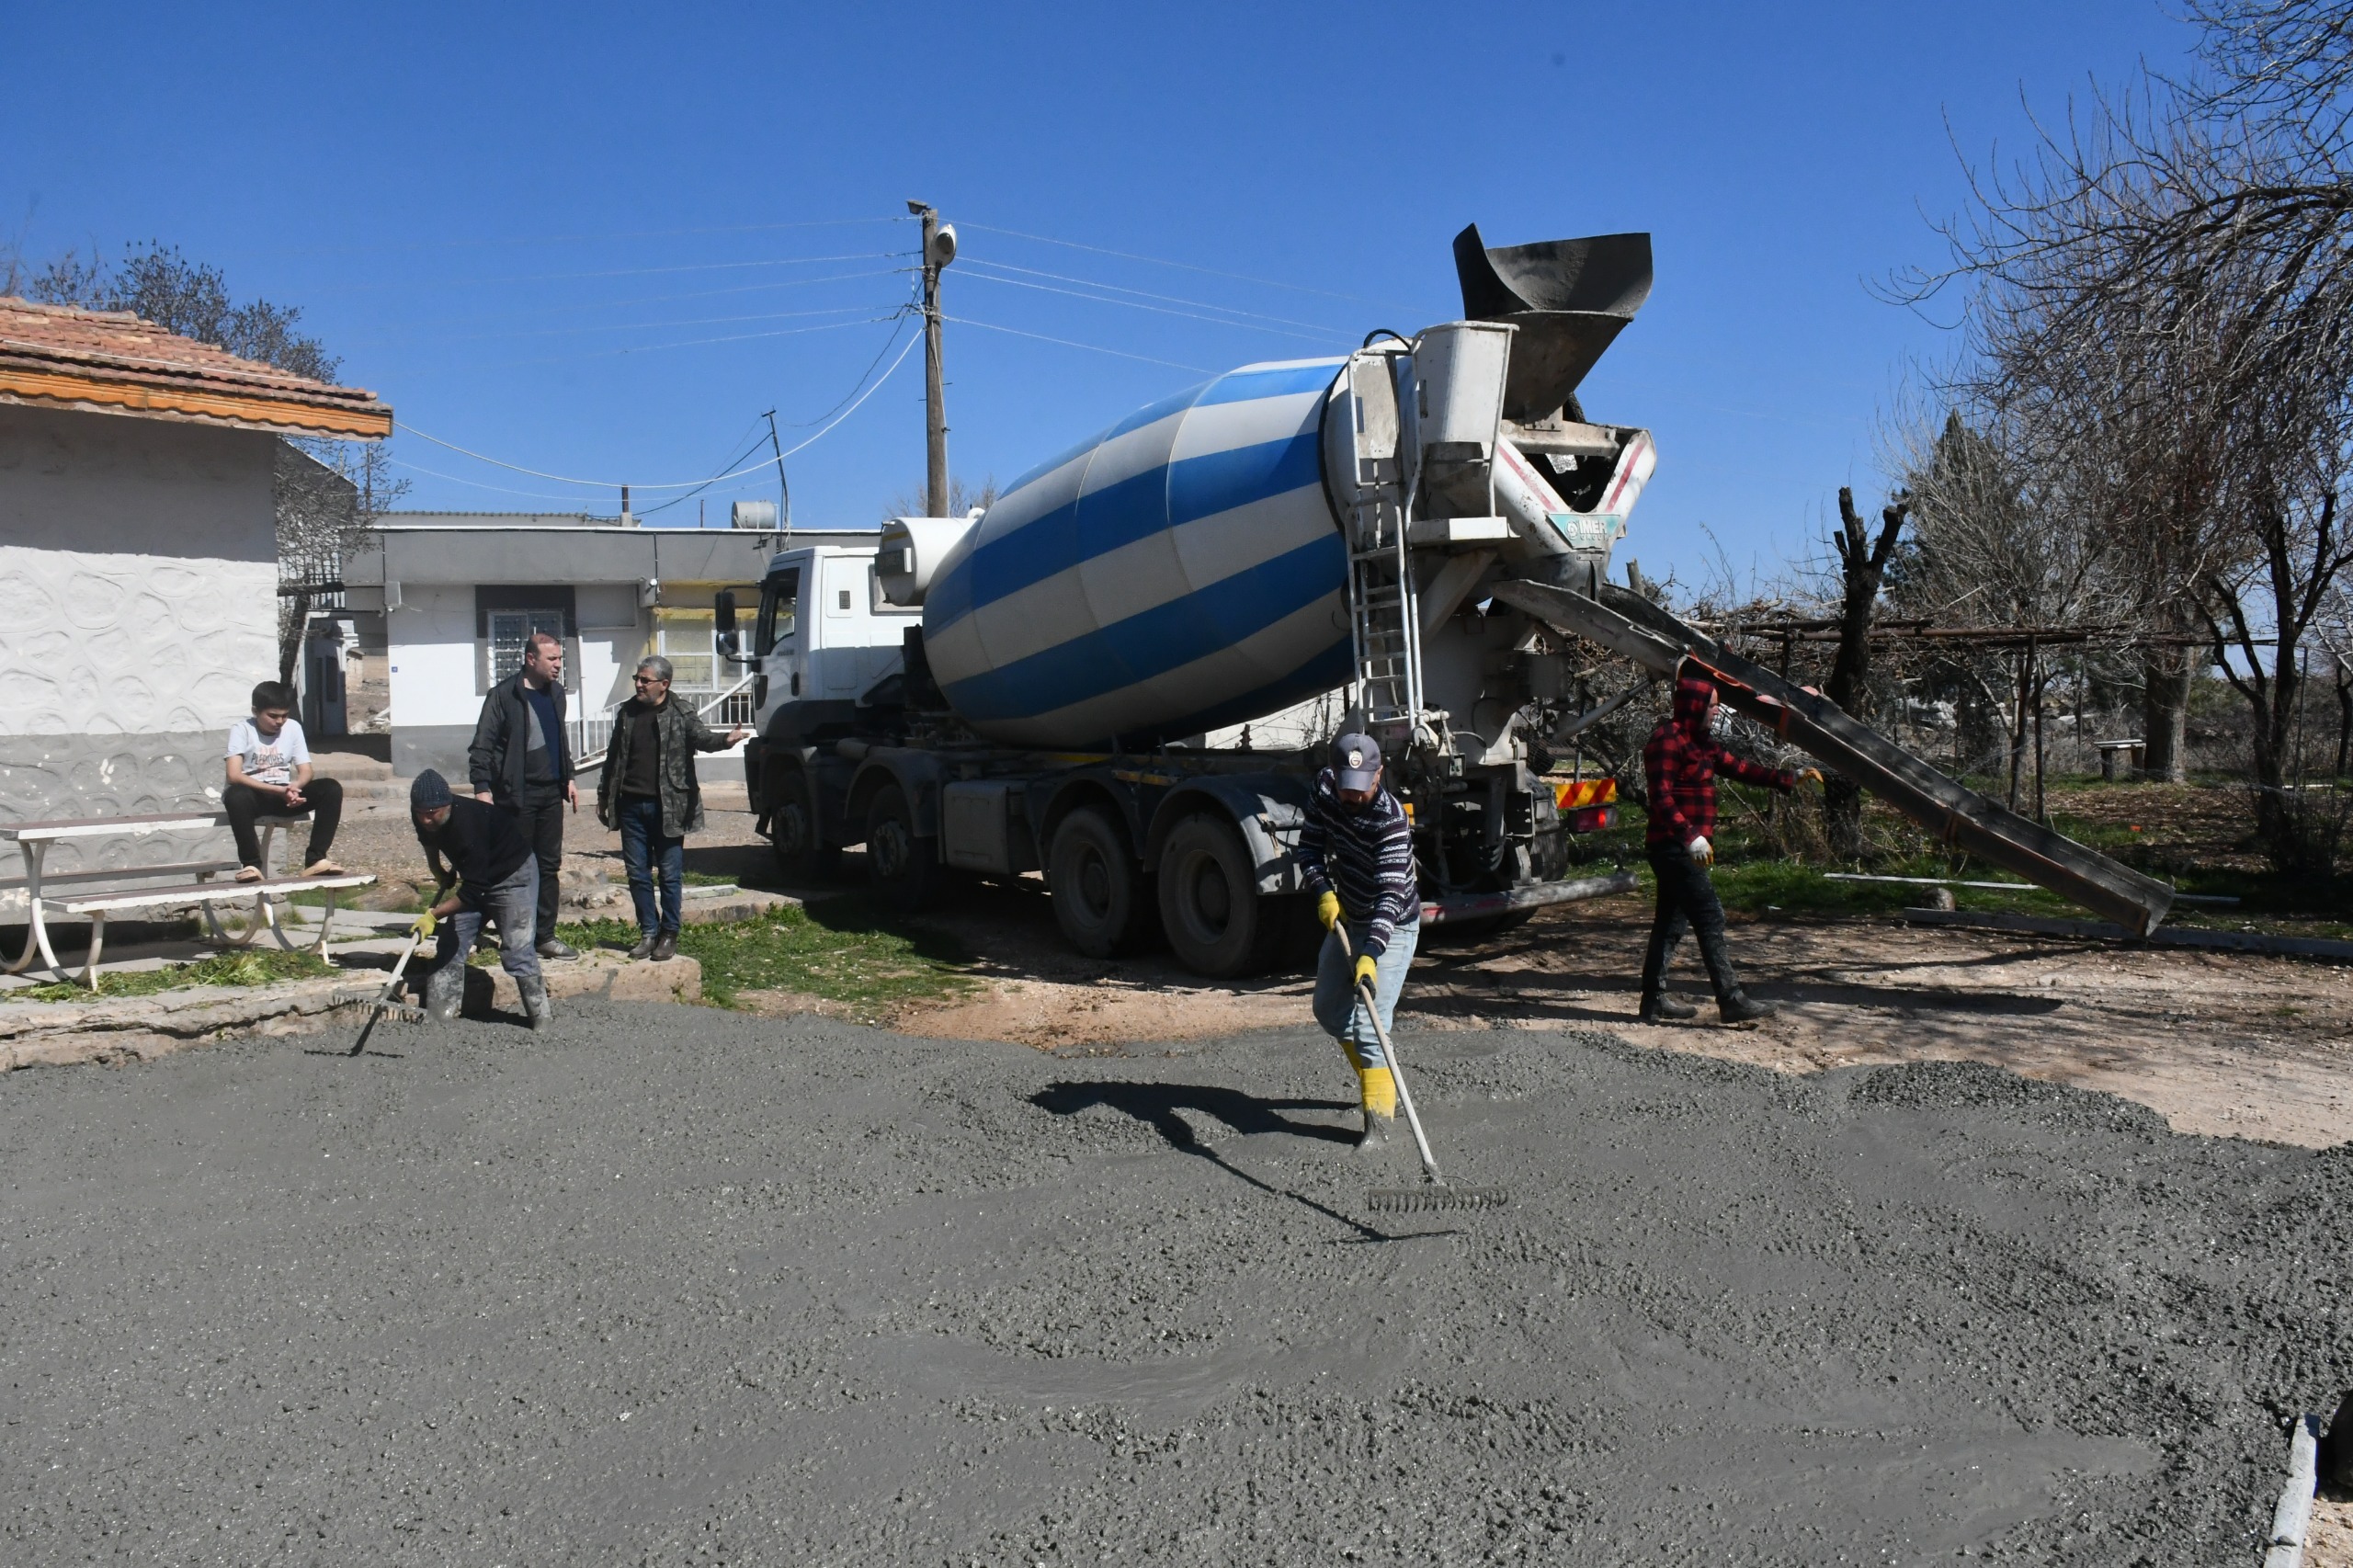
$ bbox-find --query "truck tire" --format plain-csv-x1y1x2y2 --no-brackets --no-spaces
768,767,841,880
1156,813,1277,978
865,782,938,911
1049,806,1155,958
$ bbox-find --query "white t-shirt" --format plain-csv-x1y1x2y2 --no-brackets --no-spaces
225,717,311,789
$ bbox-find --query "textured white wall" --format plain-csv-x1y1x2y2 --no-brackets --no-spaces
0,405,278,741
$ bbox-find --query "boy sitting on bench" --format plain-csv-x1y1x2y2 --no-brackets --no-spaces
223,680,345,881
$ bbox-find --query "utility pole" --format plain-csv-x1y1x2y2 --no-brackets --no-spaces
907,199,956,517
763,408,790,548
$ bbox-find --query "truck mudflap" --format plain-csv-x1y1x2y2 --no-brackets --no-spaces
1145,773,1313,895
1421,870,1636,926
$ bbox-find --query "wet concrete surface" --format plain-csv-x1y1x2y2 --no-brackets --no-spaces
1,1002,2346,1564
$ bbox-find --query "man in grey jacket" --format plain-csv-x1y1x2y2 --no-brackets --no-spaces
469,631,577,960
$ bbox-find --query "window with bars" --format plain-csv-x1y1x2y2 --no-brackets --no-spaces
489,609,566,684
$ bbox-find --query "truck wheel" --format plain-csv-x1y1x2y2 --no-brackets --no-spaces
1049,806,1154,958
865,782,938,911
1156,814,1272,978
769,767,840,880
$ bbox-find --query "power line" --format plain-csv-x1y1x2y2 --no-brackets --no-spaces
365,300,889,347
639,437,771,517
392,313,922,487
308,251,906,296
335,271,911,340
960,256,1350,334
637,415,772,517
776,313,916,426
960,221,1416,310
384,459,609,504
955,264,1343,346
469,312,899,370
244,214,915,262
940,314,1213,372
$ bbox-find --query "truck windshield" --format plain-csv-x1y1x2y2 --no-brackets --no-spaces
756,568,799,655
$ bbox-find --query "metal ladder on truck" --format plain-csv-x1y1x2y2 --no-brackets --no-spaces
1341,350,1425,742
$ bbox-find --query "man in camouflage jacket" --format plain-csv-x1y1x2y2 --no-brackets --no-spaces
596,655,747,960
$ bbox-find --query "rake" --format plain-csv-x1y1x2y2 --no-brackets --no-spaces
347,926,427,1056
1335,926,1511,1215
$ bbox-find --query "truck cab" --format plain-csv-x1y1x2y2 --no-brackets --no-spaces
743,543,913,744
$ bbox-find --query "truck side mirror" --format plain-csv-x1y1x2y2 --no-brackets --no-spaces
717,630,743,661
714,589,738,636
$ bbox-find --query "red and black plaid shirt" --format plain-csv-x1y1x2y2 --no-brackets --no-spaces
1643,674,1796,847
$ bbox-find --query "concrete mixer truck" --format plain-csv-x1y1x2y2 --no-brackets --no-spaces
717,226,1671,978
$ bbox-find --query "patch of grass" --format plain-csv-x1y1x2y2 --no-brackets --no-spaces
681,870,736,887
556,899,975,1013
287,882,430,913
5,947,338,1004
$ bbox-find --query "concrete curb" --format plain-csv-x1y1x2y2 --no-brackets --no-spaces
2266,1413,2323,1568
0,954,701,1072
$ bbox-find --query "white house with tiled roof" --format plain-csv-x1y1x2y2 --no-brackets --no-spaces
0,298,391,841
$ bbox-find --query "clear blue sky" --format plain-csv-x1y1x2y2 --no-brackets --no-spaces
6,2,2191,585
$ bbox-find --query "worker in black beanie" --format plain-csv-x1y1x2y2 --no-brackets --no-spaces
406,768,551,1030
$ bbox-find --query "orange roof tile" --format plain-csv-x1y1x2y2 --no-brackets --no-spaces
0,296,391,438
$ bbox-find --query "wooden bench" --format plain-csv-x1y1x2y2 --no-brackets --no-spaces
0,812,376,990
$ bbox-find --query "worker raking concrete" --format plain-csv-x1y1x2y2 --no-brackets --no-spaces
1640,663,1819,1026
1299,732,1421,1148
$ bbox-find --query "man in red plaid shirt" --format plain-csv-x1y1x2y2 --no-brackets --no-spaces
1641,663,1819,1025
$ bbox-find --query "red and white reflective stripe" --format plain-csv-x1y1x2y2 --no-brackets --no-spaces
1599,429,1656,515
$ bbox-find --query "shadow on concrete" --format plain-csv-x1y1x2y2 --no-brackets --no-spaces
1031,1079,1417,1242
1032,1080,1358,1149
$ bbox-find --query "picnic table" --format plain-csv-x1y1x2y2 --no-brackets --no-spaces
2096,738,2146,781
0,810,375,989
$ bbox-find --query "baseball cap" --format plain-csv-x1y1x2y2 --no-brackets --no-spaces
1330,733,1382,790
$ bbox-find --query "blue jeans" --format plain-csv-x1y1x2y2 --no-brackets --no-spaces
1312,915,1420,1070
618,794,683,936
420,858,541,1008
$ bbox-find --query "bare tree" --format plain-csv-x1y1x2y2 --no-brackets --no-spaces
883,474,997,520
1818,487,1908,855
13,240,339,382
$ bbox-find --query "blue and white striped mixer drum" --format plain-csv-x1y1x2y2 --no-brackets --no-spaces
921,358,1351,748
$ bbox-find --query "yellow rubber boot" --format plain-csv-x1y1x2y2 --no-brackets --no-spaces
1355,1064,1398,1149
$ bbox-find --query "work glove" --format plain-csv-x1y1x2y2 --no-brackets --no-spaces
1688,835,1714,869
1353,953,1379,990
408,909,437,940
1315,890,1341,931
